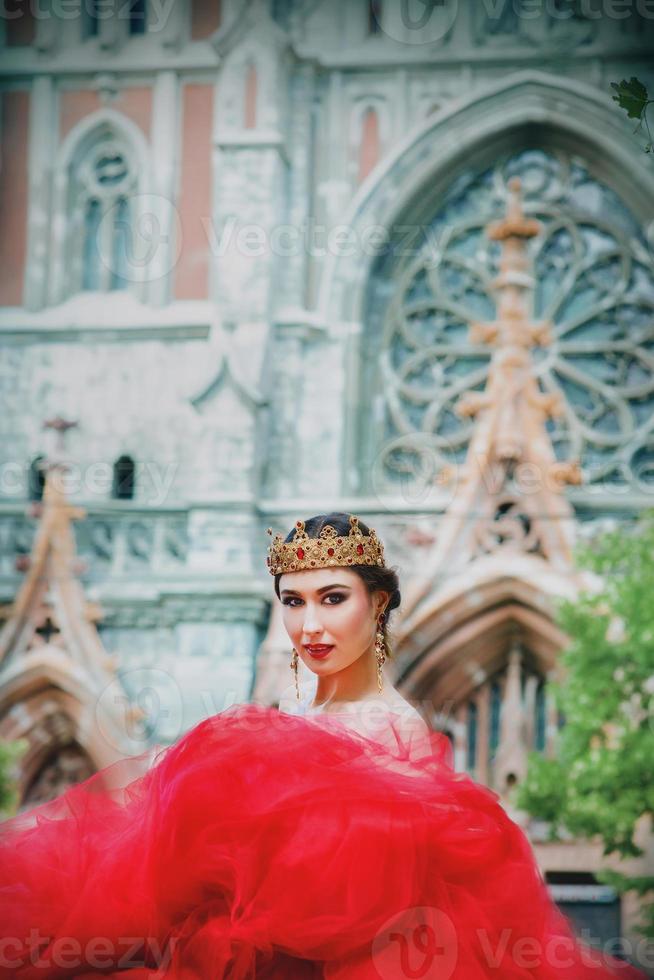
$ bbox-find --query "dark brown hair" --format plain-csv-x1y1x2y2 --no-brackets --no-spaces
272,512,401,660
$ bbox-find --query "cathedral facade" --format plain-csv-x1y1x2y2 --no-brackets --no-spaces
1,0,653,963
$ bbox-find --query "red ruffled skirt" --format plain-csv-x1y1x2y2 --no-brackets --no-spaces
0,703,647,979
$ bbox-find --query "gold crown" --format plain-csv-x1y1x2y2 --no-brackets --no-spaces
266,514,385,576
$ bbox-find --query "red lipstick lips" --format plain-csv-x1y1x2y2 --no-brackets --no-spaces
305,645,333,660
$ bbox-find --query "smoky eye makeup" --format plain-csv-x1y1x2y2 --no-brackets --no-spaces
281,591,348,605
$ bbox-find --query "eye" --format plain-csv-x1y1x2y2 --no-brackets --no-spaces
281,593,346,606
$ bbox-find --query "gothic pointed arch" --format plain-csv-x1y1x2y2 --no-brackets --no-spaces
0,651,131,807
214,3,291,136
49,109,152,306
188,352,266,497
208,0,290,57
320,71,654,326
395,572,570,792
320,72,654,507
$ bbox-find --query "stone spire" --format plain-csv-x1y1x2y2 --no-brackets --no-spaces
401,178,582,624
0,419,109,676
0,419,144,800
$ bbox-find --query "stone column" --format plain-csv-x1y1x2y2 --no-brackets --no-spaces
453,703,467,772
495,645,528,791
148,70,180,306
24,75,57,311
476,683,490,785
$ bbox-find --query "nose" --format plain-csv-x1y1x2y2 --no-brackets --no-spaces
301,604,323,638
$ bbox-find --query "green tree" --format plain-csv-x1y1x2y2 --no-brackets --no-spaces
0,739,27,820
611,77,653,155
516,510,654,940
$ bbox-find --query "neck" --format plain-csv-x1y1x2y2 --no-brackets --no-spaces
311,642,383,710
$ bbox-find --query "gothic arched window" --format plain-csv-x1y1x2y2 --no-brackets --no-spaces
368,0,382,34
458,657,549,785
66,125,137,295
112,455,136,500
128,0,147,35
28,455,46,502
363,148,654,505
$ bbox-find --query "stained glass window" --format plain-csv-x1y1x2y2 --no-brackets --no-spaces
67,127,137,296
363,149,654,502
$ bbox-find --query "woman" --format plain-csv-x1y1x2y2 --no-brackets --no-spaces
0,513,647,979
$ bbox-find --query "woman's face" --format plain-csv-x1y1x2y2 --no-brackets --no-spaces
279,567,387,675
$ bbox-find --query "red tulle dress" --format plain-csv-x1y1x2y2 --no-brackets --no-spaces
0,701,648,979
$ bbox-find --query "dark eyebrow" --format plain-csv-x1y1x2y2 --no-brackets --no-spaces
280,583,352,597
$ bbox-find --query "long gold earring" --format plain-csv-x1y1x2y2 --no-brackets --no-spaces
290,647,300,701
374,615,386,693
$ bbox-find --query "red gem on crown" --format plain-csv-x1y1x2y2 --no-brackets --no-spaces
296,547,304,559
356,544,364,555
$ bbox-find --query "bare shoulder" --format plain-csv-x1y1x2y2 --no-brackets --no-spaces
385,689,427,723
364,690,430,739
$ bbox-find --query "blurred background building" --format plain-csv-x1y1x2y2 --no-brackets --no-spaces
0,0,653,961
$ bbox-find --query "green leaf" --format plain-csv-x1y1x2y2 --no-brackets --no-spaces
0,738,28,818
611,77,649,120
520,511,654,940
